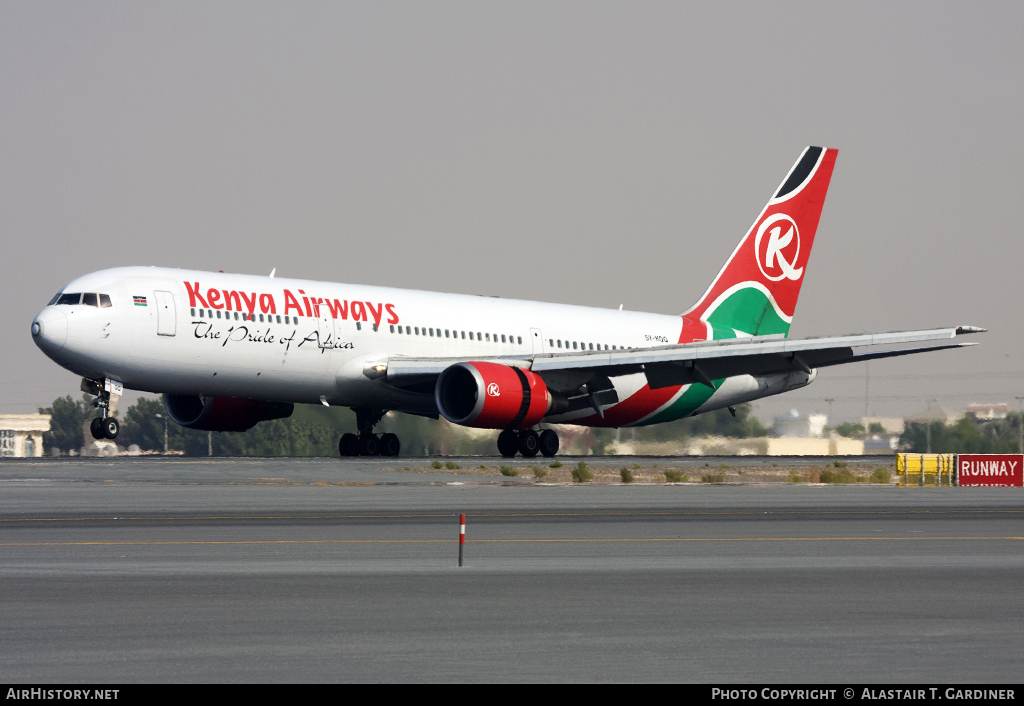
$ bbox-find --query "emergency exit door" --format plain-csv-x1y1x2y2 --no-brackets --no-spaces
530,328,544,354
318,301,335,348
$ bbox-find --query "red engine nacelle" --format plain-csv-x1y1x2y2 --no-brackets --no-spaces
162,394,294,432
435,361,550,429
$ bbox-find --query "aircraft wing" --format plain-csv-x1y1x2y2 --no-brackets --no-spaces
383,326,984,392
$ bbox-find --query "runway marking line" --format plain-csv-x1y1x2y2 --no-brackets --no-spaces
0,536,1021,547
0,508,1021,524
253,482,376,486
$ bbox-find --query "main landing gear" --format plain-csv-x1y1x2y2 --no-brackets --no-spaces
497,428,559,458
83,378,119,441
338,408,401,457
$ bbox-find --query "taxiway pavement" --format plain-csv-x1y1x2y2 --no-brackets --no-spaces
0,457,1020,682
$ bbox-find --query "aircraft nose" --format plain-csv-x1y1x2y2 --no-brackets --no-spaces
32,307,67,354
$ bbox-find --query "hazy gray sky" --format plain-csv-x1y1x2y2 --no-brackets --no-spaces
2,1,1021,424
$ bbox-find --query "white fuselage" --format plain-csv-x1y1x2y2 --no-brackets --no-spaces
32,266,810,426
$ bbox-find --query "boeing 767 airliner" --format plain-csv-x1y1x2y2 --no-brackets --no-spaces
31,147,983,457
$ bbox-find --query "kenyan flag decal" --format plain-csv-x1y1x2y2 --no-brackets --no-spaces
133,295,147,307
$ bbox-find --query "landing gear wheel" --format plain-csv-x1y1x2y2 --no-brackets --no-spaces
339,433,359,457
101,417,119,440
497,429,519,458
518,429,540,457
379,433,401,457
90,418,104,440
539,429,560,457
359,434,381,456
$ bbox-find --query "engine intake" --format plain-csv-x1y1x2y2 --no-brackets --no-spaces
435,361,550,429
162,394,293,432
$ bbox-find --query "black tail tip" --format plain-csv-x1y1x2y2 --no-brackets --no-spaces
775,146,824,199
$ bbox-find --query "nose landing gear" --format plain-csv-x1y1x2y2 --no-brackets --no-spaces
83,378,120,440
338,408,401,457
90,417,119,440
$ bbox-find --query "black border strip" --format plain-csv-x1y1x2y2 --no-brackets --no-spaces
507,366,532,429
775,146,823,199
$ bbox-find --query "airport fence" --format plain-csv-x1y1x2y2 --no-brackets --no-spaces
896,454,955,486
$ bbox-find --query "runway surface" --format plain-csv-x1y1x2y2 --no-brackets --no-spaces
0,457,1021,682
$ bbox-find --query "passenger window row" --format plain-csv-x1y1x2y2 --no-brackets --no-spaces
548,339,630,351
191,308,301,324
385,322,629,352
188,308,388,334
389,325,523,345
189,308,386,333
50,292,112,308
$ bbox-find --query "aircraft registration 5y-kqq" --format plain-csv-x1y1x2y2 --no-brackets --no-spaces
31,147,983,457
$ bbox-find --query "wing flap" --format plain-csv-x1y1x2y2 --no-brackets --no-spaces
381,326,983,392
642,342,976,390
530,326,977,372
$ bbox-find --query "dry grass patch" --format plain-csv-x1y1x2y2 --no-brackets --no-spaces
570,461,594,483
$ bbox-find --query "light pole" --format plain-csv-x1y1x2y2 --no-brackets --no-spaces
1016,397,1024,454
923,398,939,454
154,414,168,453
864,361,870,417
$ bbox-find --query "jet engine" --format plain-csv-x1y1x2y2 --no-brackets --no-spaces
435,361,551,429
162,394,293,432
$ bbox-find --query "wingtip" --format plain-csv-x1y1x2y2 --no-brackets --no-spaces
956,326,987,335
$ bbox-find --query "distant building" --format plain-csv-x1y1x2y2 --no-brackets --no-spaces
862,417,905,435
680,435,865,456
765,436,864,455
773,410,827,438
965,404,1010,420
907,403,958,426
0,414,50,457
864,435,899,453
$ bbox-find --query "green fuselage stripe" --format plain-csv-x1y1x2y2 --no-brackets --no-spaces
637,378,723,426
634,285,793,425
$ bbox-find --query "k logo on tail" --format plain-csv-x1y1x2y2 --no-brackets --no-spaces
755,213,802,282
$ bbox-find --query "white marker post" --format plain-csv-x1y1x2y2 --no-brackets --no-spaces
459,513,465,567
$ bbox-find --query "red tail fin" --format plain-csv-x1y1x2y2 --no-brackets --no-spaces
680,146,838,341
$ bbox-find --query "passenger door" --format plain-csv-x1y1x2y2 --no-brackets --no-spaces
154,290,176,336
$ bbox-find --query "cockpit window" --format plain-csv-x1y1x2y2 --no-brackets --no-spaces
53,292,111,307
